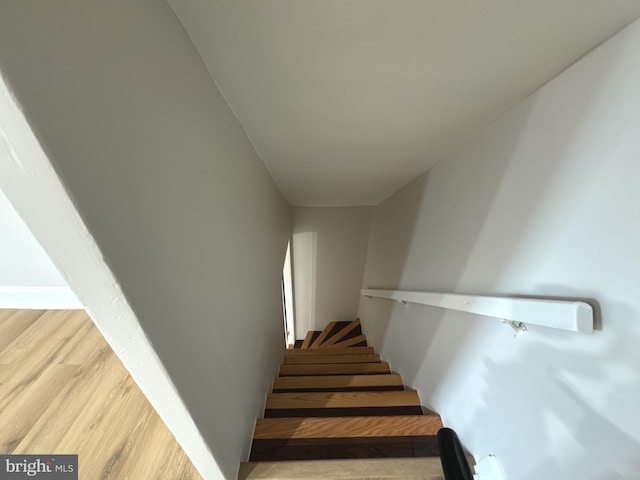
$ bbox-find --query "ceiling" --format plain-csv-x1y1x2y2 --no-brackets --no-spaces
167,0,640,206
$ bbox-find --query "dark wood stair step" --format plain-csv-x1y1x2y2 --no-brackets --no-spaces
279,362,390,376
283,354,380,365
254,415,443,439
273,374,404,393
264,406,424,417
249,436,439,461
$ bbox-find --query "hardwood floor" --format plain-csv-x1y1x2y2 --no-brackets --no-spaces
0,309,202,480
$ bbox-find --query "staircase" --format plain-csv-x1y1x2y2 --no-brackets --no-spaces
239,319,451,479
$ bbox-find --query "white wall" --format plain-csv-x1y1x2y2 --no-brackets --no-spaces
359,18,640,480
0,2,291,479
0,188,66,287
0,188,80,308
292,207,372,335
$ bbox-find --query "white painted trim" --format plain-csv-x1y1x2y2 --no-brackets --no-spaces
282,241,296,346
0,286,83,309
0,76,223,478
361,289,593,333
474,455,508,480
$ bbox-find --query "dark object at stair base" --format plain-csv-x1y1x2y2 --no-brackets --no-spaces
437,427,474,480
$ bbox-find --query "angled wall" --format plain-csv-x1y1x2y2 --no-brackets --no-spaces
359,18,640,480
0,2,290,478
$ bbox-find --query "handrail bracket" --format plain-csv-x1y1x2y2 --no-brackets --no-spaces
502,319,527,337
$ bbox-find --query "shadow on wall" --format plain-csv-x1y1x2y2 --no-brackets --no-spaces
291,230,318,335
469,299,640,479
357,30,637,480
357,171,431,351
360,95,540,390
292,207,373,336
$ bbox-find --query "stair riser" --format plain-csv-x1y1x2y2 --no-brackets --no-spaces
249,436,439,462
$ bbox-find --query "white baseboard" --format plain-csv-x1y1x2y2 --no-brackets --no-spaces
0,286,83,309
474,455,508,480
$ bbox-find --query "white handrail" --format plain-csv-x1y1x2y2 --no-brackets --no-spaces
361,289,593,334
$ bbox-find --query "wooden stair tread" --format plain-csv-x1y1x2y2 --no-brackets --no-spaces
264,406,424,417
309,321,338,348
300,331,323,349
273,374,403,392
254,415,443,439
265,391,420,409
314,321,352,347
246,323,453,471
239,457,445,479
279,362,390,376
283,354,380,365
323,334,367,349
300,331,315,349
318,319,361,348
286,346,374,356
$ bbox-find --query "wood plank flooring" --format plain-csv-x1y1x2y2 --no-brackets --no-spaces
0,309,201,480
